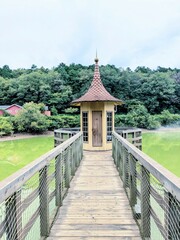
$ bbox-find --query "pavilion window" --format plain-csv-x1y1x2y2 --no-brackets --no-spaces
82,112,88,142
107,111,112,142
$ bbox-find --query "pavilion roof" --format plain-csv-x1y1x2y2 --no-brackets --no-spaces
71,58,122,105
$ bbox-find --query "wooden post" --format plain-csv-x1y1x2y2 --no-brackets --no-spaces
129,154,137,208
39,166,49,237
81,135,83,159
116,140,120,171
55,154,62,207
5,190,22,240
70,145,75,176
165,191,179,240
65,149,70,188
122,147,128,188
74,140,78,168
112,134,115,159
115,138,118,165
141,165,150,238
119,144,123,177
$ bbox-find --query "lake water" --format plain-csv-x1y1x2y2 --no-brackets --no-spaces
142,131,180,177
0,136,53,181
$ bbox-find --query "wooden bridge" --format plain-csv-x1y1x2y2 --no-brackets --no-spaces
47,151,140,239
0,131,179,240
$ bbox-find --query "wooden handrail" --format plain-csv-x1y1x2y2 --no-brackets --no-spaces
0,132,82,203
113,131,180,201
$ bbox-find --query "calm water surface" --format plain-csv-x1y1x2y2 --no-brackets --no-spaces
142,131,180,177
0,136,53,180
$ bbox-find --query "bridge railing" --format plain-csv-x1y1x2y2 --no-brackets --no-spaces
0,132,83,240
54,128,80,146
115,127,142,150
112,131,180,240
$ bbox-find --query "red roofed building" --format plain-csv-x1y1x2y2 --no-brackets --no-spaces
72,57,122,150
0,104,23,116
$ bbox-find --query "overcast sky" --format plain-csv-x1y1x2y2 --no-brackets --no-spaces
0,0,180,69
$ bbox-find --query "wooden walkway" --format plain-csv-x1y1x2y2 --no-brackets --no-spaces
47,151,141,240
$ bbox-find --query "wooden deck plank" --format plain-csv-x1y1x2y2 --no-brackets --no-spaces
47,151,141,239
47,237,141,240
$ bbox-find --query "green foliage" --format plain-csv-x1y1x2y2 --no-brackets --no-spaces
0,117,14,136
51,106,58,115
115,104,161,129
0,62,180,132
125,104,149,128
0,63,180,115
48,114,80,130
64,107,79,114
146,116,161,130
155,110,180,125
15,102,49,133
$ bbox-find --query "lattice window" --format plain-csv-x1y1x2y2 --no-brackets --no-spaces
82,112,88,142
107,111,112,142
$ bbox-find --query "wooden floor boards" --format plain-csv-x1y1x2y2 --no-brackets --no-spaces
47,151,141,240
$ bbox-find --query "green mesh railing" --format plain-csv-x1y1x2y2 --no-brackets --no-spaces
112,131,180,240
0,132,83,240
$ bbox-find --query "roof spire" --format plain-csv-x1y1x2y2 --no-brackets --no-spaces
71,57,122,105
94,50,99,64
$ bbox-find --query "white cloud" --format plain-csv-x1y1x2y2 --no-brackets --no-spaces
0,0,180,69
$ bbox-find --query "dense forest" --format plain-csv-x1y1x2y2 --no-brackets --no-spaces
0,63,180,134
0,63,180,114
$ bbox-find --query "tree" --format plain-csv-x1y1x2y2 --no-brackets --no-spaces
15,102,49,133
0,65,12,78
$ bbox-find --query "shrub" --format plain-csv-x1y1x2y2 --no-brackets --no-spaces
0,117,14,136
48,114,80,130
15,102,49,133
115,114,126,127
156,110,180,126
146,115,161,130
125,105,149,128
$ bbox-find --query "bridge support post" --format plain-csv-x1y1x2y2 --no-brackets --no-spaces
55,154,62,207
39,166,49,237
141,166,150,238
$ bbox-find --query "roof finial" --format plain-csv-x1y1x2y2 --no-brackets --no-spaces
94,50,99,63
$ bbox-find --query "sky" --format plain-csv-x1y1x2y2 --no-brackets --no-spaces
0,0,180,70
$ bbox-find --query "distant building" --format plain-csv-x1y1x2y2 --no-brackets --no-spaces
43,106,51,116
0,104,51,116
0,104,23,116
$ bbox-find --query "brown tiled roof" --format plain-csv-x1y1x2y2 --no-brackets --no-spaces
72,58,122,105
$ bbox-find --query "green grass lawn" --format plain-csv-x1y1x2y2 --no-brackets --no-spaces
142,132,180,177
0,136,54,181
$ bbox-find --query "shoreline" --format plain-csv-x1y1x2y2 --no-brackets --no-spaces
0,131,54,142
1,127,180,142
142,127,180,133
